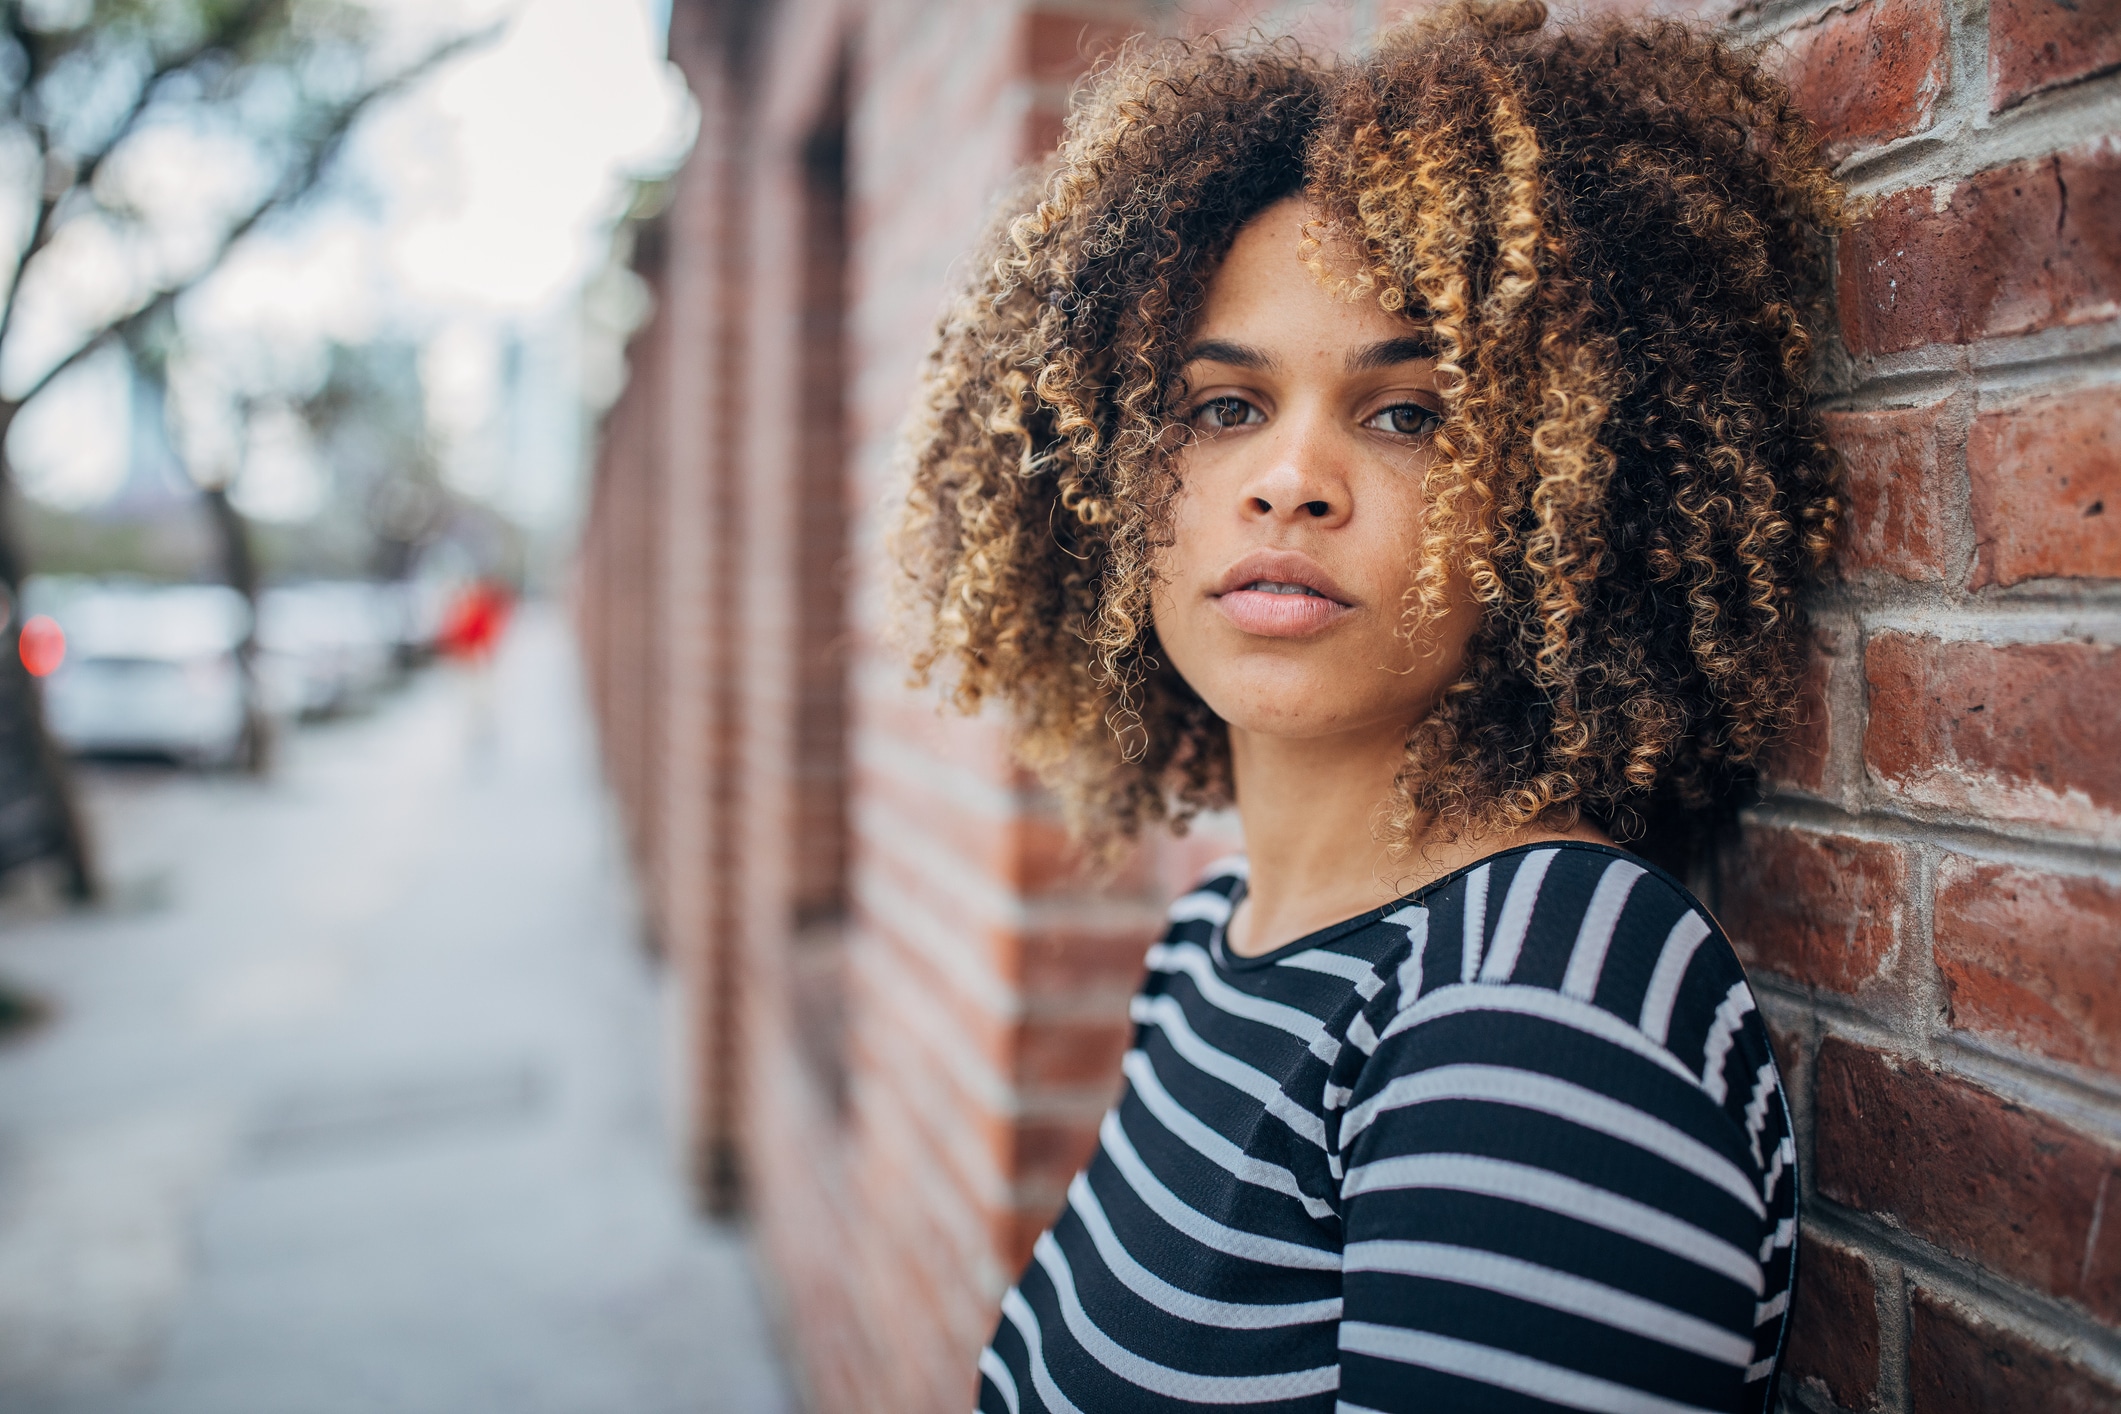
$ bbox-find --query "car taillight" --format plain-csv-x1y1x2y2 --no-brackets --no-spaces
19,616,63,677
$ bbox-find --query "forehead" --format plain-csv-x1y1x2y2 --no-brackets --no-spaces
1191,196,1417,353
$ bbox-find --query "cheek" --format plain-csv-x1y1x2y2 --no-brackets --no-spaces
1146,478,1222,685
1148,469,1206,612
1145,552,1195,674
1355,468,1474,675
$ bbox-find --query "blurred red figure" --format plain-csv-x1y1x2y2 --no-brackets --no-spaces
439,580,512,761
438,580,513,663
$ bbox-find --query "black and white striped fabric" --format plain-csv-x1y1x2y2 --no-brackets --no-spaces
976,840,1796,1414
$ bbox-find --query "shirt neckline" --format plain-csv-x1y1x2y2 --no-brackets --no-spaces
1210,839,1671,972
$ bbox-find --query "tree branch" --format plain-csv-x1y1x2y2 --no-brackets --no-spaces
0,21,495,418
0,0,281,354
75,0,282,190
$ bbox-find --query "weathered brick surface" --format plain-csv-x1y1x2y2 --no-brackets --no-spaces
1967,386,2121,587
1988,0,2121,113
1864,633,2121,836
1760,626,1838,795
1838,141,2121,356
1934,854,2121,1075
1780,0,1951,161
1824,402,1964,584
1783,1233,1882,1410
1719,824,1907,992
1015,1015,1132,1090
1908,1286,2121,1412
1815,1039,2121,1317
1766,1018,1812,1112
1023,10,1135,81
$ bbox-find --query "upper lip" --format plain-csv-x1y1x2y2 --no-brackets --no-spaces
1212,550,1354,605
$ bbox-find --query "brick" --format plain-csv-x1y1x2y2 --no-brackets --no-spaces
1989,0,2121,113
1814,1039,2121,1312
1024,107,1067,162
2081,1175,2121,1323
1022,11,1137,82
1909,1286,2121,1413
1766,1018,1812,1110
1762,627,1840,794
1838,140,2121,355
1009,1113,1104,1192
1780,0,1950,161
853,759,1088,905
1864,633,2121,834
1017,925,1156,998
1825,402,1962,584
1935,855,2121,1074
1967,386,2121,587
1720,824,1907,992
1014,1016,1131,1089
1783,1234,1881,1409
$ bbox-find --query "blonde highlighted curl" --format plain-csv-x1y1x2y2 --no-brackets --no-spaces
893,0,1846,858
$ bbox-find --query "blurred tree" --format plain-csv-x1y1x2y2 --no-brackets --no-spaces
138,327,453,771
294,340,450,582
0,0,485,892
126,310,273,766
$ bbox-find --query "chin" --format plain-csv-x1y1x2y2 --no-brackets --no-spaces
1204,685,1388,741
1227,711,1371,741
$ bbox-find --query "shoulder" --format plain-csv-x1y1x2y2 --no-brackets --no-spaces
1379,843,1744,1038
1333,844,1800,1404
1345,842,1785,1134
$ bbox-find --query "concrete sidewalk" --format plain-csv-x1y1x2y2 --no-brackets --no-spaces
0,611,795,1414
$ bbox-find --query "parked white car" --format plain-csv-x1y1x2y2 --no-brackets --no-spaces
34,581,253,767
254,581,399,720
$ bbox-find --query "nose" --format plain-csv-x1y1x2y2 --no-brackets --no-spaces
1236,407,1350,528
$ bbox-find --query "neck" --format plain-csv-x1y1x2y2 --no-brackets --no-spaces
1223,718,1411,958
1222,720,1613,958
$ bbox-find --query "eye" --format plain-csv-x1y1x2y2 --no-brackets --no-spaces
1189,395,1263,432
1365,402,1444,439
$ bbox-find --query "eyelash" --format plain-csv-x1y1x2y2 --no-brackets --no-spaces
1366,403,1445,439
1190,396,1261,431
1183,396,1444,440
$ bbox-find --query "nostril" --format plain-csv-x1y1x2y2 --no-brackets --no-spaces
1250,497,1274,514
1303,500,1330,518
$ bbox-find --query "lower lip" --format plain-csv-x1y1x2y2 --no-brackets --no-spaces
1213,589,1352,637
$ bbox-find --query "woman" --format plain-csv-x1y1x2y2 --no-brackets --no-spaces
895,4,1843,1410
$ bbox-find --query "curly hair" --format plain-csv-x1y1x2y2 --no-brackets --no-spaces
893,0,1846,857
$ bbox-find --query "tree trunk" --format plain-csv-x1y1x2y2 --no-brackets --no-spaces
201,484,273,775
0,405,98,900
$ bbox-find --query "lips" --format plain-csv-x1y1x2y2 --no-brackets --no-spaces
1211,550,1354,638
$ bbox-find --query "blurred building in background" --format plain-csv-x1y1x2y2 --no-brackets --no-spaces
576,1,2121,1411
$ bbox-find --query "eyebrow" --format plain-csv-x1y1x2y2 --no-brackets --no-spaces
1346,335,1437,373
1177,334,1436,375
1178,338,1276,372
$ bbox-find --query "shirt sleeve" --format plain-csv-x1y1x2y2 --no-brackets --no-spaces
1333,983,1776,1414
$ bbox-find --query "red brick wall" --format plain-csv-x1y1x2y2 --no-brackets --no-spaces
1712,0,2121,1405
575,1,2121,1410
580,4,1191,1410
577,210,667,911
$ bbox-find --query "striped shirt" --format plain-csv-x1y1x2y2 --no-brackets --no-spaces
976,840,1796,1414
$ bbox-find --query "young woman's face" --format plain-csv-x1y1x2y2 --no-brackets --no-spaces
1151,197,1479,745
